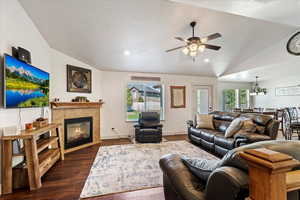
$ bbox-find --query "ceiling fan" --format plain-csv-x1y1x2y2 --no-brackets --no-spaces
166,21,222,60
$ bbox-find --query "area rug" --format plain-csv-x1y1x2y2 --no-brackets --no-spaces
80,140,218,198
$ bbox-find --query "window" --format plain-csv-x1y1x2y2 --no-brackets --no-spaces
223,89,236,112
126,82,164,121
223,89,250,112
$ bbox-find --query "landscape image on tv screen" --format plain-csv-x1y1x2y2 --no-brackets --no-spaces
4,54,49,108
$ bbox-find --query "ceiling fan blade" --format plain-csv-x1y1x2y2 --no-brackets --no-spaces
175,37,188,43
201,33,222,43
166,45,187,52
204,44,221,51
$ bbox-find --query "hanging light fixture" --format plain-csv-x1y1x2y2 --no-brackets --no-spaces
250,76,267,96
166,21,222,61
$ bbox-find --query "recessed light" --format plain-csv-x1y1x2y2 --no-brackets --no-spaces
124,50,131,56
204,58,210,63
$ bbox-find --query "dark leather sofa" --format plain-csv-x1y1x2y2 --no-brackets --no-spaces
134,112,163,143
188,111,279,157
160,140,300,200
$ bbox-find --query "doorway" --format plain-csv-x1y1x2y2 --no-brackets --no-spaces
192,85,213,116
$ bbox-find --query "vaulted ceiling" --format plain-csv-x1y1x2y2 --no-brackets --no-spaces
19,0,298,78
170,0,300,27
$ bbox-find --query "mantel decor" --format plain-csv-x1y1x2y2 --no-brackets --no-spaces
170,86,186,108
67,65,92,93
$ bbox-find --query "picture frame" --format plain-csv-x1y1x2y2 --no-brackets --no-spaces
170,86,186,108
67,65,92,93
275,85,300,96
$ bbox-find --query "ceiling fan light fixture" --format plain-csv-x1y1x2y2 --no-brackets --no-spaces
166,21,222,60
189,43,198,51
182,47,189,55
198,45,205,52
189,51,197,57
201,38,208,43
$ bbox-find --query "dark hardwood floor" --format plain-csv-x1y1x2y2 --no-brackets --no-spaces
1,135,187,200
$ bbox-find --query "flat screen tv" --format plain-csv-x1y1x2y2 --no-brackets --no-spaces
3,54,49,108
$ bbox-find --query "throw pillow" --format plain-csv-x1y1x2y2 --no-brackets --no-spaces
225,118,243,138
256,125,266,134
181,156,219,182
236,119,257,134
196,114,214,129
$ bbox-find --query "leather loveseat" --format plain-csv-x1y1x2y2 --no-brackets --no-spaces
160,140,300,200
187,111,279,157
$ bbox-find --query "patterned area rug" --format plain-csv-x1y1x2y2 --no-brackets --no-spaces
80,140,218,198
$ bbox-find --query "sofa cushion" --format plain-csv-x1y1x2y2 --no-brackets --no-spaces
181,156,219,182
200,129,221,142
196,114,214,129
234,132,271,143
240,113,272,126
214,133,236,150
211,111,240,121
190,127,202,138
213,120,231,132
225,118,243,138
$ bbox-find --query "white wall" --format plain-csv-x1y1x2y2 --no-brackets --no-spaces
50,49,102,102
0,0,52,130
101,71,218,139
254,75,300,108
0,0,51,193
217,81,252,110
0,0,103,192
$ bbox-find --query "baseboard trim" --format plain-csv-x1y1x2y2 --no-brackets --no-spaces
163,131,187,136
101,131,187,140
101,135,130,140
0,184,2,195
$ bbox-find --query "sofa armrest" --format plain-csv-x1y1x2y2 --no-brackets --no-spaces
206,167,249,200
159,154,205,200
187,120,194,128
234,132,271,143
134,124,141,129
156,124,163,128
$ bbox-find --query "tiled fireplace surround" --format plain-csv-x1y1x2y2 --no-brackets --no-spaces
51,102,102,154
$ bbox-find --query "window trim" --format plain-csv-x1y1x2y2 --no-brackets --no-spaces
126,81,165,122
223,89,250,111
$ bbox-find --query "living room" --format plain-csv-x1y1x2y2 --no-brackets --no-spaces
1,0,300,200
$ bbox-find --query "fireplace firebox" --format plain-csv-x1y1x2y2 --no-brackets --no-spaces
64,117,93,149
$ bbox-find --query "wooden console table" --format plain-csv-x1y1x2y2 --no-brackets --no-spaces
1,123,63,194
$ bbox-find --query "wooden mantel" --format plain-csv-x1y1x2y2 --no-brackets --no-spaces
51,102,103,109
50,102,102,155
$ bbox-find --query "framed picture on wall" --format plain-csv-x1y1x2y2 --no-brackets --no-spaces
170,86,186,108
67,65,92,93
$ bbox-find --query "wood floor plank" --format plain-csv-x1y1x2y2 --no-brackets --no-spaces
1,135,187,200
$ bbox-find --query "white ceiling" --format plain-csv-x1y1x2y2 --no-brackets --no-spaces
19,0,298,77
169,0,300,27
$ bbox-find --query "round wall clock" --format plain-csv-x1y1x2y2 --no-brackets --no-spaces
287,32,300,55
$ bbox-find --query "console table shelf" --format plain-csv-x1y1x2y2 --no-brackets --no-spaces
1,123,63,194
37,137,58,154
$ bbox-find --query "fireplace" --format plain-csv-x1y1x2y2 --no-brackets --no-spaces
64,117,93,149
